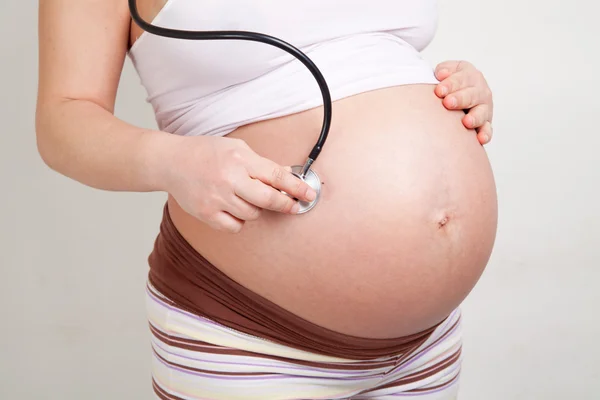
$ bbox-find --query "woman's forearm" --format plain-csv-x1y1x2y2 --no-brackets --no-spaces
35,98,182,193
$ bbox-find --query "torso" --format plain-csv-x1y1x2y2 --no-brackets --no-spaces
130,0,498,339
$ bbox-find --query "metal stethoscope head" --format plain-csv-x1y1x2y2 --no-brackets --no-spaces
128,0,332,213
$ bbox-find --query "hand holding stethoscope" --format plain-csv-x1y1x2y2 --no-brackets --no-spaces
129,0,332,218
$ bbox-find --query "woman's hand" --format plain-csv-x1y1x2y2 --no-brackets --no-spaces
434,61,494,145
160,135,317,234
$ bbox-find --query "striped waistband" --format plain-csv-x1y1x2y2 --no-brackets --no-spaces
147,282,462,400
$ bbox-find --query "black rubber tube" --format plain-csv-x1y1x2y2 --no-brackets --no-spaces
128,0,332,162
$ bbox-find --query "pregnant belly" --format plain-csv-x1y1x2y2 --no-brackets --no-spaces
167,84,498,338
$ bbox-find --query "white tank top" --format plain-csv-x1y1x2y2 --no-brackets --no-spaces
128,0,440,137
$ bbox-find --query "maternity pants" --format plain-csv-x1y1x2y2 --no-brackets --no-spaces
147,205,462,399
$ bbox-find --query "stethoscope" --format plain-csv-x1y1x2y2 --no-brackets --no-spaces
128,0,332,214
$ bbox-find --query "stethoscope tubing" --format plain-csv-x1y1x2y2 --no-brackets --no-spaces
128,0,333,177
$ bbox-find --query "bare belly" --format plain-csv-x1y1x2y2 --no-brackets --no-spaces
167,84,498,338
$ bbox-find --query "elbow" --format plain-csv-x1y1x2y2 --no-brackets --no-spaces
35,109,60,171
35,129,54,170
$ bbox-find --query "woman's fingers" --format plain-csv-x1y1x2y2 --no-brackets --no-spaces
208,211,245,234
225,195,263,221
435,61,474,96
462,104,491,129
436,70,473,98
235,177,300,214
247,158,316,203
443,87,483,111
476,121,493,145
434,60,471,80
435,60,494,145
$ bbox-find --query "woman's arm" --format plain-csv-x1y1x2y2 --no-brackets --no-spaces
36,0,175,192
36,0,315,233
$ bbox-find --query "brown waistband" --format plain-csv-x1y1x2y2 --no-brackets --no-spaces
147,204,440,360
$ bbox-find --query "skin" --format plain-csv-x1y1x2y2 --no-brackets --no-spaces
37,0,496,232
37,0,317,235
169,85,498,337
37,0,498,338
434,60,495,144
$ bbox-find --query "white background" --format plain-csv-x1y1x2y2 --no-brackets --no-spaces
1,1,599,399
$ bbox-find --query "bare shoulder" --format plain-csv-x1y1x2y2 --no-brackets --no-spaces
37,0,132,111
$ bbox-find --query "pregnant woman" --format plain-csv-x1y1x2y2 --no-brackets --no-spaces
36,1,498,399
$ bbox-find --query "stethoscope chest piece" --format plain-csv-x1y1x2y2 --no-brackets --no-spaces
289,165,321,214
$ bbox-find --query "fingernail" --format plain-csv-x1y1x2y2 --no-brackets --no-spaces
449,97,457,108
306,189,317,201
291,203,300,214
482,134,489,143
439,86,448,96
438,68,449,78
284,166,292,172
